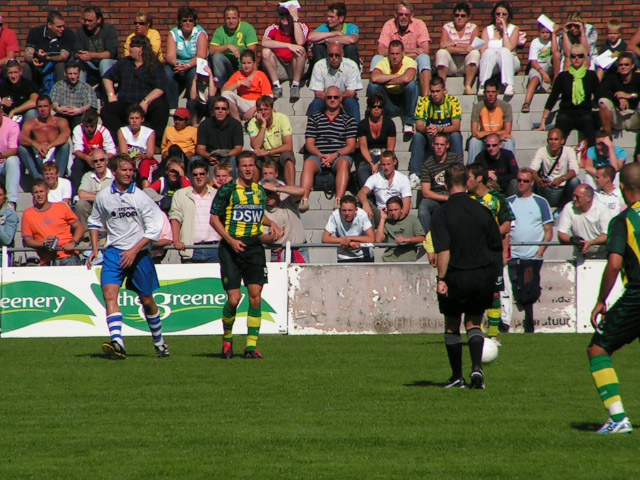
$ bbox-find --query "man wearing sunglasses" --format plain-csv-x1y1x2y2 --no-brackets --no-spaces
308,42,362,121
506,168,553,333
598,52,640,141
75,148,114,229
195,96,243,169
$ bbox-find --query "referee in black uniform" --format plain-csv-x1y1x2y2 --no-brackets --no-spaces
431,164,503,389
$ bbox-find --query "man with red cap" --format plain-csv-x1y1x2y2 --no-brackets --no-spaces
160,107,198,164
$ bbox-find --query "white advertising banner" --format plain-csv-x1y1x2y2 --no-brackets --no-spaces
575,260,624,333
0,263,288,338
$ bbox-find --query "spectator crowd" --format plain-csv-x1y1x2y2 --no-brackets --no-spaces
0,0,639,300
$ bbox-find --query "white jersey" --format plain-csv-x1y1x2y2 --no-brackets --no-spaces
88,181,163,250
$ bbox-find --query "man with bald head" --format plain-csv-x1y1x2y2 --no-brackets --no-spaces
557,183,615,259
308,42,362,121
588,163,640,434
529,128,580,210
299,85,357,211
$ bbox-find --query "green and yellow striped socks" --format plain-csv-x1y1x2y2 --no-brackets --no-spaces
245,306,262,351
487,298,501,338
222,303,236,344
590,355,626,422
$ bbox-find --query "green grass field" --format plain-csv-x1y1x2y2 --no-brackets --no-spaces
1,333,638,479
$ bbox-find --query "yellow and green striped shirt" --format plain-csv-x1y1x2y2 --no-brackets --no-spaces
211,180,266,238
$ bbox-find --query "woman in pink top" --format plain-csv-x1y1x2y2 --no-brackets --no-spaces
221,50,273,121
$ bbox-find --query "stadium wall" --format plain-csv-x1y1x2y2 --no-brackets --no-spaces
1,1,636,72
0,259,623,337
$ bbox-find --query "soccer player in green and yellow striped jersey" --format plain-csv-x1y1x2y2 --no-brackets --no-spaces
587,163,640,434
468,163,515,341
211,151,282,359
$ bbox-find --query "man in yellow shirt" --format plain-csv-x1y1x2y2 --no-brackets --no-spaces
247,95,296,186
366,40,418,134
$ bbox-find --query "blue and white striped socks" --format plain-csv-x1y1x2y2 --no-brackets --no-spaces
106,313,124,348
146,311,164,346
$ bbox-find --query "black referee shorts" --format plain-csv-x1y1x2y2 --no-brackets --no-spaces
438,265,495,317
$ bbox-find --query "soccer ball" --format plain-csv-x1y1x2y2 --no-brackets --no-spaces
482,338,499,365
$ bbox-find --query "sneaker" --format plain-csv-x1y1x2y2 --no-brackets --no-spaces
409,173,421,190
289,84,300,101
469,369,485,390
403,124,414,135
222,340,233,359
154,341,170,358
102,340,126,359
477,87,485,97
444,376,467,389
299,197,310,213
504,85,515,96
244,348,264,359
597,417,633,434
272,85,283,99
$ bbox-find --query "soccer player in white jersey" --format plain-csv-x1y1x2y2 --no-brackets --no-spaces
87,154,170,359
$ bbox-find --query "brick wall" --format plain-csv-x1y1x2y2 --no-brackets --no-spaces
2,1,636,70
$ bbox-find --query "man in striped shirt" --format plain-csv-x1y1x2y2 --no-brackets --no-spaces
210,151,282,359
409,76,463,187
299,85,357,212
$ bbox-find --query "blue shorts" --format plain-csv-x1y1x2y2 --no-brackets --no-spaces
101,247,160,298
307,154,353,172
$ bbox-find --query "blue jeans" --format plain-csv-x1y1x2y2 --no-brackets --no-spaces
467,137,516,165
211,54,238,89
307,97,361,122
409,131,464,176
18,142,71,179
181,245,220,264
418,197,446,234
165,64,198,109
366,81,419,126
0,155,21,203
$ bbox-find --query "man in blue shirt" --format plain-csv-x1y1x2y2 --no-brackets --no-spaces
507,168,553,333
307,2,360,67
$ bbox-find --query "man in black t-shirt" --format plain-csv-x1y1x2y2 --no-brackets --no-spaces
431,163,503,390
472,133,519,196
194,97,243,171
0,60,39,122
24,11,75,91
598,52,640,135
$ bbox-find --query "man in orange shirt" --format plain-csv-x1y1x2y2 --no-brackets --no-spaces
21,179,85,265
160,107,198,163
221,50,272,121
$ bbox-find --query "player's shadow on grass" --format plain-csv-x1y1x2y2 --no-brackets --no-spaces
76,353,145,360
194,352,225,359
570,422,602,432
404,380,447,388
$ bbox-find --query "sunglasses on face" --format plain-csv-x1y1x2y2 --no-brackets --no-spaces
326,95,341,99
618,62,632,67
454,13,467,18
93,158,107,162
486,143,500,147
133,21,146,26
370,104,383,109
192,171,207,177
181,18,195,23
517,179,531,183
570,53,585,59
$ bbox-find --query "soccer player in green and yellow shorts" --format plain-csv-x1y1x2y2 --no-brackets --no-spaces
210,151,282,359
588,163,640,434
468,163,515,343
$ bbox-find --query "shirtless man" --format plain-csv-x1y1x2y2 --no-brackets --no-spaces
18,94,71,179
